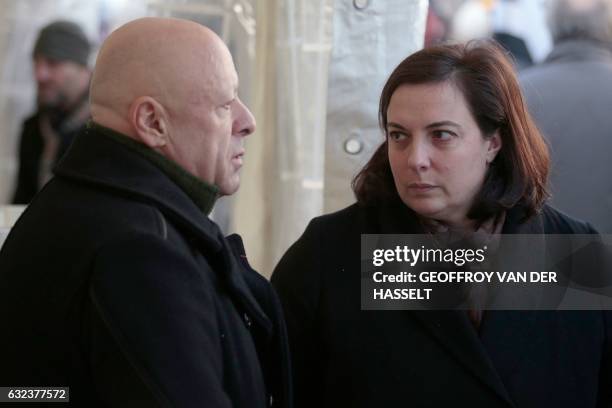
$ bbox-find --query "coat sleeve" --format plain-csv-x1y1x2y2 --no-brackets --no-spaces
88,233,233,408
271,220,324,408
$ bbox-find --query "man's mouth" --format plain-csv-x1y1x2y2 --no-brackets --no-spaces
232,151,245,166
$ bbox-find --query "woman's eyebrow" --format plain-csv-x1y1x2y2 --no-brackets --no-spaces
425,120,461,129
387,122,407,130
387,120,462,130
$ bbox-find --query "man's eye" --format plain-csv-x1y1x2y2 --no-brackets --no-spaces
223,97,237,110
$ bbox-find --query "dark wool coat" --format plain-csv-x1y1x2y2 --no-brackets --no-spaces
0,126,291,408
272,199,612,408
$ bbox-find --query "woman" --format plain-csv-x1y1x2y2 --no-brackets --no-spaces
271,41,611,407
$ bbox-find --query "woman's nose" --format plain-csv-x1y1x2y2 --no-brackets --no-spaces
405,139,431,172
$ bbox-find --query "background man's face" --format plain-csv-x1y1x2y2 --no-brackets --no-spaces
33,55,85,110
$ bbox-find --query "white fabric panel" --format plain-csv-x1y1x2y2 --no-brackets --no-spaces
233,0,334,276
323,0,428,213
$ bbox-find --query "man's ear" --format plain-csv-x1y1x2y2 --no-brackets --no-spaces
129,96,168,148
486,130,502,164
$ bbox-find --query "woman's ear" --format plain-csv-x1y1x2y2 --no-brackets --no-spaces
486,130,502,164
129,96,168,148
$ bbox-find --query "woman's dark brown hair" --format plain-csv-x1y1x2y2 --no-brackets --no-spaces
352,40,550,222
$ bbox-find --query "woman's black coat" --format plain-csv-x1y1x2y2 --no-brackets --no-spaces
271,200,612,408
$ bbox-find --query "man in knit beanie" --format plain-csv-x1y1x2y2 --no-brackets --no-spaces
12,20,92,204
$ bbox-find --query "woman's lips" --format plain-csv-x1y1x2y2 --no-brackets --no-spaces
407,183,437,192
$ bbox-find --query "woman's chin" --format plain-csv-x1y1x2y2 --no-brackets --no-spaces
400,197,445,219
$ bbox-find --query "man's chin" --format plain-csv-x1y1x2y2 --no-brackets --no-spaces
217,179,240,196
37,98,60,112
37,91,65,111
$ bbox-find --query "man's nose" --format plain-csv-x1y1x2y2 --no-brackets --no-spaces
405,138,431,172
233,98,256,137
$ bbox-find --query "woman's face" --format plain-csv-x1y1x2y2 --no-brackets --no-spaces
386,81,501,227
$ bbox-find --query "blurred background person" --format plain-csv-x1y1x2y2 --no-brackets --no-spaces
438,0,552,70
12,20,91,204
521,0,612,233
424,1,450,47
272,41,611,408
489,0,553,70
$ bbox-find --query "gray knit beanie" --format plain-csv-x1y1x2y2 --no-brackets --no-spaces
33,21,91,66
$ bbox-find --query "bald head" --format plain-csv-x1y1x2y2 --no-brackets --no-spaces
90,17,234,134
89,17,255,195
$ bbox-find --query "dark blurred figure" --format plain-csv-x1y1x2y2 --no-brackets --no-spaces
493,31,533,70
12,20,91,204
521,0,612,232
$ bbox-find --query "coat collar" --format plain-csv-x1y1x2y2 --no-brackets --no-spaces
371,201,546,407
54,124,223,252
55,125,275,338
93,123,219,215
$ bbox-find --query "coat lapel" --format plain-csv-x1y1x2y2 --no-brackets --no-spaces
373,202,553,407
224,234,273,338
479,207,546,392
410,310,516,407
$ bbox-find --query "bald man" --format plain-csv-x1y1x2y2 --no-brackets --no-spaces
0,18,291,408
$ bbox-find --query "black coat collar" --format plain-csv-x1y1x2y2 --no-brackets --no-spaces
54,126,275,338
54,124,223,252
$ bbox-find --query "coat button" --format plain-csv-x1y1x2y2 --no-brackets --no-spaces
243,313,252,328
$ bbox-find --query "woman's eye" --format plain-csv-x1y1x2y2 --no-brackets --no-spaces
388,131,406,141
432,130,454,141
